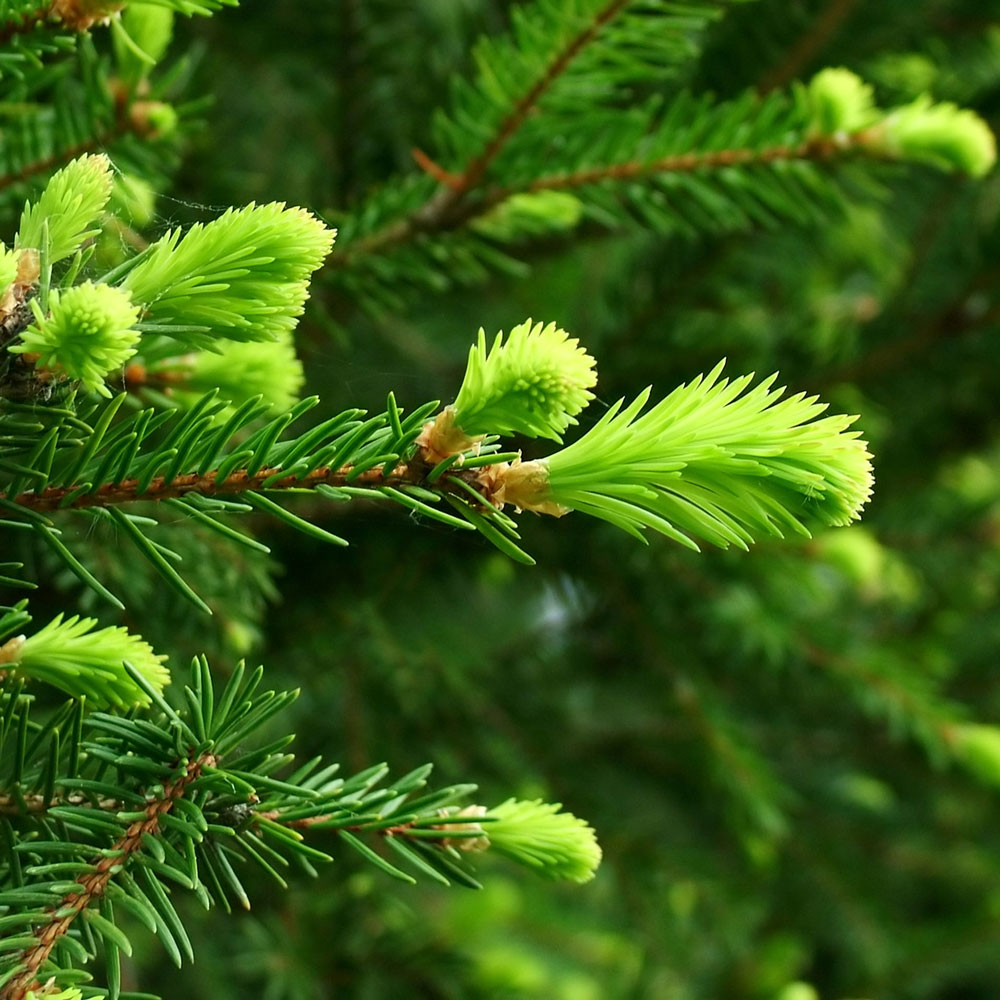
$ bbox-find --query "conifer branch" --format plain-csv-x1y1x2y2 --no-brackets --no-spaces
331,134,868,267
5,460,437,512
333,0,632,265
440,0,630,198
336,139,828,270
489,135,846,198
333,71,994,283
336,135,840,265
0,751,217,1000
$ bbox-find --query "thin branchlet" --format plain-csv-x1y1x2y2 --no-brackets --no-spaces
333,0,631,264
489,136,847,198
1,752,217,1000
5,460,493,513
7,463,417,511
255,808,416,837
333,133,860,267
441,0,631,196
0,792,119,817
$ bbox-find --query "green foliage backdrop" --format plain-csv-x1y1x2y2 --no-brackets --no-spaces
3,1,1000,998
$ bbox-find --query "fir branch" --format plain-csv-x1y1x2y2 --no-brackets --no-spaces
330,0,649,267
256,798,601,885
330,72,994,307
0,751,216,1000
487,133,844,198
430,0,631,199
4,459,433,512
330,1,765,281
332,130,842,266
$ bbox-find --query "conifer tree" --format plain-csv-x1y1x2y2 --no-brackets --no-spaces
0,1,997,998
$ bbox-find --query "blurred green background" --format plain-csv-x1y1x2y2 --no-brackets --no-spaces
44,1,1000,997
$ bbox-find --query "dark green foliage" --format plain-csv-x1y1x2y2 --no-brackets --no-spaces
0,656,540,995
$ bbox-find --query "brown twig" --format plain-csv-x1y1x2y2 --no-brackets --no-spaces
333,135,849,268
492,137,841,199
411,148,463,191
447,0,631,198
7,461,418,513
5,458,498,515
1,752,216,1000
256,809,416,837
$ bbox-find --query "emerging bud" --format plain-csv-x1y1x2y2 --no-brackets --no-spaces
874,97,997,177
435,805,491,853
17,154,114,263
151,331,305,412
805,68,880,137
472,190,583,240
419,319,597,463
476,458,569,517
5,613,169,708
25,985,83,1000
417,406,482,466
803,69,997,177
483,362,874,551
454,319,596,440
11,281,140,396
428,799,601,882
130,100,179,138
484,799,602,883
122,202,335,348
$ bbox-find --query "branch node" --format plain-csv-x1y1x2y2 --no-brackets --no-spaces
411,148,465,192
